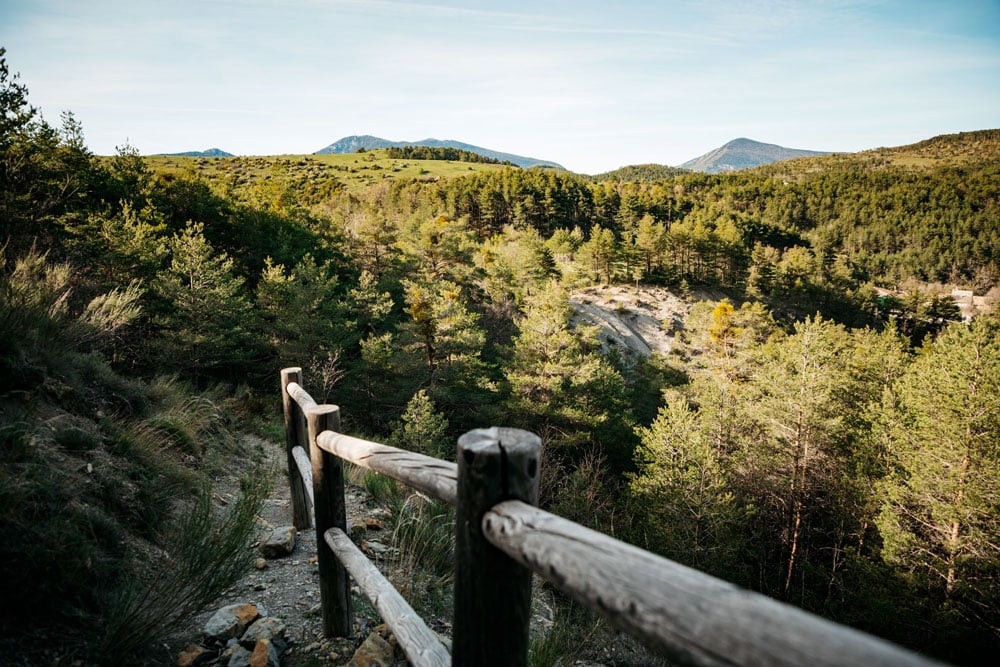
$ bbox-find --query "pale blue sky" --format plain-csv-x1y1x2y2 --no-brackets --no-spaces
2,0,998,173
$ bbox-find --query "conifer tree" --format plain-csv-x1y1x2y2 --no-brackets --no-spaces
877,318,1000,632
742,316,857,595
256,253,350,372
155,222,254,378
389,389,451,460
630,396,743,574
504,281,626,455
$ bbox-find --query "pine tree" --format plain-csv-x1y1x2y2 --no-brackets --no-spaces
504,282,627,456
256,253,352,378
630,396,743,575
154,222,254,378
742,316,857,596
877,318,1000,632
389,389,451,460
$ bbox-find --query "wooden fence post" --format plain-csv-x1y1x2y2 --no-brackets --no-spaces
306,404,353,638
281,367,311,530
452,427,540,667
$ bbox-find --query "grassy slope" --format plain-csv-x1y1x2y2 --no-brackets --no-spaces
143,149,511,195
755,128,1000,178
140,130,1000,190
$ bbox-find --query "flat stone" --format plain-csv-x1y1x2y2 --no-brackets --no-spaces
240,617,287,651
347,631,394,667
260,526,296,558
204,603,260,642
364,540,388,555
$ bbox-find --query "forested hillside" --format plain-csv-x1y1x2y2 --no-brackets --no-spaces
2,48,998,665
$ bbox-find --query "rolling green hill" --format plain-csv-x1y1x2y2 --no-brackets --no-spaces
755,129,1000,177
142,150,512,199
315,134,564,168
589,163,691,181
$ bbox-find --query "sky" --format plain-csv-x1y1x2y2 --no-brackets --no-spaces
2,0,999,173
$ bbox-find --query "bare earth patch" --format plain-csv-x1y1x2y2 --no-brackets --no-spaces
570,285,727,357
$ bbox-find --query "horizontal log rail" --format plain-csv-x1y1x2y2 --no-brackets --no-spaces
324,527,451,667
483,500,936,667
285,381,317,412
316,431,458,506
279,367,946,667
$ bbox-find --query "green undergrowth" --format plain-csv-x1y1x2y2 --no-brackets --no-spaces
0,254,274,664
0,374,273,665
98,469,272,664
362,470,455,619
358,468,663,665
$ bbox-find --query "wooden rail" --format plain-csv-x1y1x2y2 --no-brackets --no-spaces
280,367,945,667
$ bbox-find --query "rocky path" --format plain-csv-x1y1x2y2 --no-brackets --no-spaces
156,439,403,666
154,431,663,666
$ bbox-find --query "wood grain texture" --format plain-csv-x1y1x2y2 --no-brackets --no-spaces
324,528,451,667
285,380,318,412
483,500,945,667
280,368,311,529
316,431,458,506
452,428,540,667
290,445,314,507
307,405,352,638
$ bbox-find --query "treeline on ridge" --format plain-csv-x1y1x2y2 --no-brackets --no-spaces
384,144,515,165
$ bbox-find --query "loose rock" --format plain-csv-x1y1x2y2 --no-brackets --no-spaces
363,540,388,555
241,617,287,650
204,603,260,642
347,631,394,667
221,644,252,667
260,525,297,558
176,643,213,667
249,638,281,667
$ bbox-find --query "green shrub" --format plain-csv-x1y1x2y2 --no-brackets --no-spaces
390,494,455,618
97,465,272,664
53,426,102,452
363,469,403,505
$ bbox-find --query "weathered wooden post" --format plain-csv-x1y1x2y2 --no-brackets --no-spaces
452,427,540,666
306,404,353,637
280,367,311,530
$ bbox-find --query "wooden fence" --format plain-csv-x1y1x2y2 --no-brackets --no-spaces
280,367,945,667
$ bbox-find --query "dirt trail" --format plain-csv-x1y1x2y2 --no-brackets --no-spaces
157,442,382,666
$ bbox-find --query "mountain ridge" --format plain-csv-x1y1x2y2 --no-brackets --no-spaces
155,148,235,157
680,138,830,173
315,135,564,169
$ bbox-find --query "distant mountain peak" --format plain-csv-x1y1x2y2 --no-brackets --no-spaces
315,135,563,169
680,139,829,174
156,148,234,157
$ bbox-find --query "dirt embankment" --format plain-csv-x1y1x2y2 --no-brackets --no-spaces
569,285,726,357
